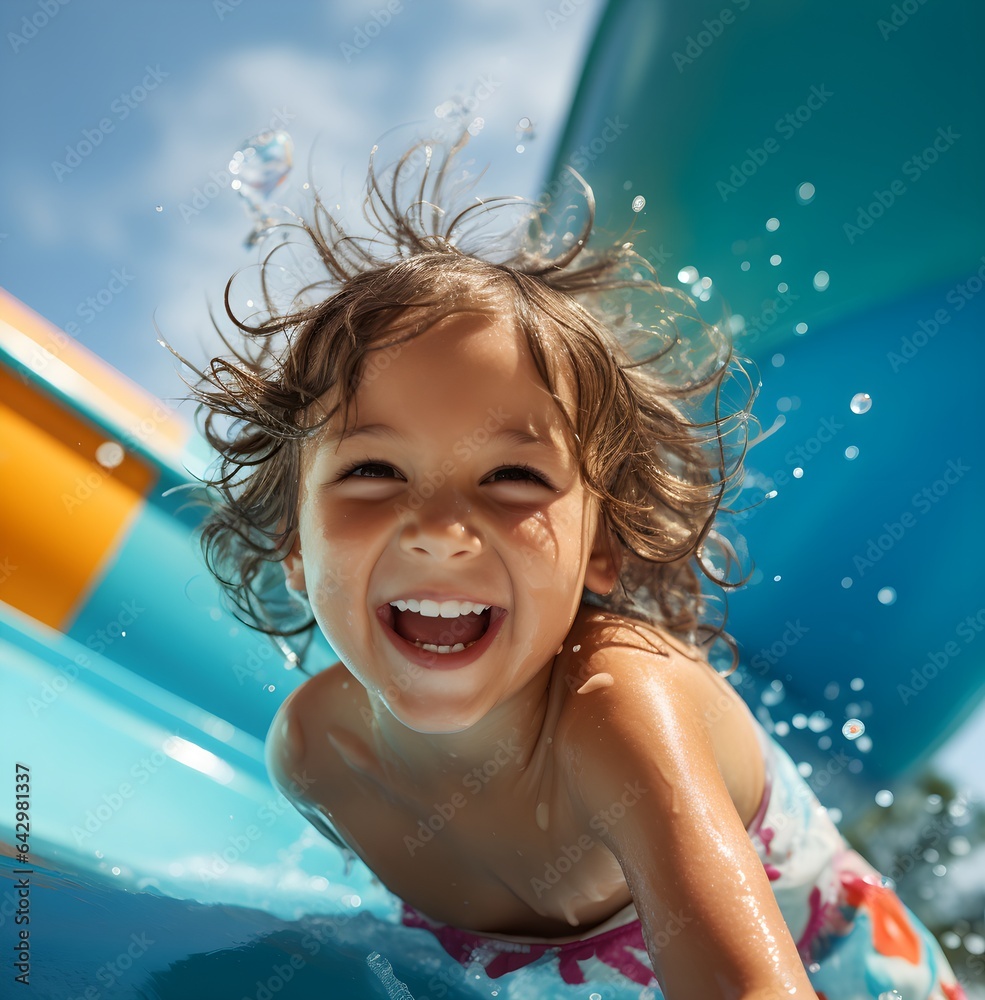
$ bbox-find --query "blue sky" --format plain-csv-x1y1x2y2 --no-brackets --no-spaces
3,0,985,803
1,0,603,403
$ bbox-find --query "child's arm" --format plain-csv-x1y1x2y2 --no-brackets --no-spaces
559,637,820,1000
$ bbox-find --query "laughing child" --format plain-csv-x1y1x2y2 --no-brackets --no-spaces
191,141,966,999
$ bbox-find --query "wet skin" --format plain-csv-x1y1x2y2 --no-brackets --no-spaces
269,312,819,998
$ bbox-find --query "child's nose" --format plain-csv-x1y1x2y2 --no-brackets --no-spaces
398,498,482,561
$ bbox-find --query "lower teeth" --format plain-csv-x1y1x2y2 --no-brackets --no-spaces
413,641,470,654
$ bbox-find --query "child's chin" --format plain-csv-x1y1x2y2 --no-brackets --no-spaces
382,699,479,735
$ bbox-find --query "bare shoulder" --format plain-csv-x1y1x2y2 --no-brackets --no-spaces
265,661,354,801
554,607,763,827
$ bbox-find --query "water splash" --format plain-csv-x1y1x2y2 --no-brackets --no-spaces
229,129,294,247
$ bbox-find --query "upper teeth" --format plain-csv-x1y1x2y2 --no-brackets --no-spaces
389,599,490,618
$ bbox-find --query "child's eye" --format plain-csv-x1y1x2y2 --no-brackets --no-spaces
487,465,553,488
339,461,401,480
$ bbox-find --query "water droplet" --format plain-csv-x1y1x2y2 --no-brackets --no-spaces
111,866,121,875
855,735,872,753
942,930,962,949
678,265,699,284
773,721,790,736
797,181,816,204
818,735,832,750
515,144,525,153
792,467,804,479
792,714,807,729
875,789,894,807
807,962,821,974
773,574,782,582
229,130,293,202
154,204,163,212
878,991,904,1000
841,577,853,588
740,260,751,271
949,835,970,856
813,270,830,291
590,994,602,1000
877,587,896,605
964,933,985,955
824,682,840,699
844,445,860,460
842,719,865,739
631,195,646,213
771,353,784,367
797,760,812,777
849,392,872,414
765,489,778,499
807,712,831,733
766,217,780,231
770,254,782,266
572,644,581,652
849,677,864,691
95,441,124,469
794,321,808,335
932,863,947,877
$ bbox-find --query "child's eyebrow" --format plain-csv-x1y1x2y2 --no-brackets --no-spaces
330,422,556,449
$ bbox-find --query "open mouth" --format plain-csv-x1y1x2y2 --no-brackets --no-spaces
378,599,505,655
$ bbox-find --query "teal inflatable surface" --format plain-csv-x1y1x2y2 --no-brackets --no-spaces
547,0,985,784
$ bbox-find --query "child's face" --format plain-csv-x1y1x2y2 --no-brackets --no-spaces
284,309,617,733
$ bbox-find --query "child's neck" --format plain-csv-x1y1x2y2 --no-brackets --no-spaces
364,664,556,785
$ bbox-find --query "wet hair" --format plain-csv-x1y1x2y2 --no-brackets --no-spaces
186,138,756,671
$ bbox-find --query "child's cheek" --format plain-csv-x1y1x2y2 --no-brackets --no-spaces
512,514,558,583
